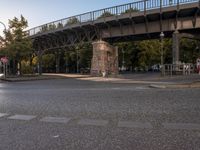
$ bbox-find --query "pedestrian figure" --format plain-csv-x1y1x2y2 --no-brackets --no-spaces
184,63,189,75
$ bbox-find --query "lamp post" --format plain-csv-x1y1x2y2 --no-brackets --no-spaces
160,32,164,76
0,21,7,79
0,21,6,32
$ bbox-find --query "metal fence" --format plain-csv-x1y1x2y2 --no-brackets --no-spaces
28,0,199,36
163,63,197,76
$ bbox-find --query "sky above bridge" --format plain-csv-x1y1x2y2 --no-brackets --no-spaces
0,0,134,34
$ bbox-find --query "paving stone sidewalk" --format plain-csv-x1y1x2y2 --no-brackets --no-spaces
1,73,200,88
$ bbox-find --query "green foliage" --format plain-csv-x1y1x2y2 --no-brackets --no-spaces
57,23,63,28
32,56,39,69
63,43,92,73
0,15,33,74
98,11,114,19
42,54,56,69
48,24,56,30
64,50,76,72
66,17,80,26
21,60,33,74
79,44,93,68
40,25,49,33
180,38,199,63
123,8,139,14
115,38,173,71
137,40,161,68
39,24,57,33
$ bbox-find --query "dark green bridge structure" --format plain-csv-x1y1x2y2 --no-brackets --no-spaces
28,0,200,74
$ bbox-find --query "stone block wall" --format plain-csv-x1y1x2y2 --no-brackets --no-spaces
91,41,118,76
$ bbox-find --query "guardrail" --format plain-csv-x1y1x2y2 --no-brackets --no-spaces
163,63,196,76
28,0,198,36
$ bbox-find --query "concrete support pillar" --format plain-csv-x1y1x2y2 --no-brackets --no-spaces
172,30,180,64
91,40,118,77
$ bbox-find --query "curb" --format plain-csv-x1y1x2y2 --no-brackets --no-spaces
149,84,167,89
149,82,200,89
0,76,65,82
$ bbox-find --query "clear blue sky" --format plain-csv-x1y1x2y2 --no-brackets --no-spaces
0,0,134,31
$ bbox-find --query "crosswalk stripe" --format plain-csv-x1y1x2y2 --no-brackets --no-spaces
118,121,153,129
8,115,36,121
40,117,71,124
78,119,108,126
163,123,200,130
0,113,8,118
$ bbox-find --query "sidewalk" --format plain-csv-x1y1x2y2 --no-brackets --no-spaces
1,73,200,88
45,73,200,88
0,74,65,82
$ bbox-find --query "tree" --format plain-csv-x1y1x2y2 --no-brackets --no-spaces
42,54,55,72
98,11,114,19
136,40,161,70
0,15,33,75
64,50,77,73
66,17,80,26
39,24,48,33
123,8,139,14
48,24,56,30
57,23,63,28
79,43,93,69
180,38,199,63
115,38,173,72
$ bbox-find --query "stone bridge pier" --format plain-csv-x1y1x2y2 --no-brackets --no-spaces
91,41,119,77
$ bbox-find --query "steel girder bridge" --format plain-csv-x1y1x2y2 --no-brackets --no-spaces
28,0,200,73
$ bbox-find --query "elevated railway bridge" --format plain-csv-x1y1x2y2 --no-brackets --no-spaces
28,0,200,75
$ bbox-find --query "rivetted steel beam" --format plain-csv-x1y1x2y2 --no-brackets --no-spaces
180,33,200,40
92,24,101,40
130,18,135,35
192,8,199,28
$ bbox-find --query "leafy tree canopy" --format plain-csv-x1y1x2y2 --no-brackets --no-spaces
0,15,33,74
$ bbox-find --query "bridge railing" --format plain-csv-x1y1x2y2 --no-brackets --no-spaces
28,0,198,36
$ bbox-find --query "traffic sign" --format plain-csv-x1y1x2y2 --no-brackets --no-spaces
0,57,8,64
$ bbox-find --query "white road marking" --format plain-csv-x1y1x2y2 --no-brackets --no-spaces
118,121,153,129
40,117,71,124
52,135,59,138
3,112,200,132
163,123,200,130
8,115,36,121
197,132,200,137
78,119,108,126
0,113,8,118
135,87,150,90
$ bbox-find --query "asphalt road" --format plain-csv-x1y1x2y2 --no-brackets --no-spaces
0,78,200,150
